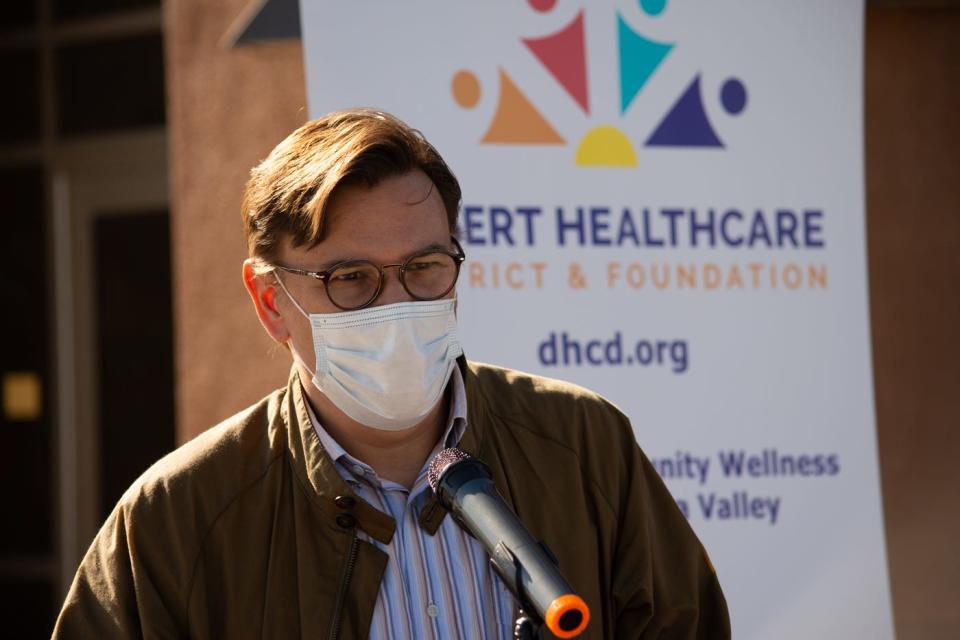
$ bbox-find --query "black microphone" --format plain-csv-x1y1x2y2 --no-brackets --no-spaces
428,448,590,638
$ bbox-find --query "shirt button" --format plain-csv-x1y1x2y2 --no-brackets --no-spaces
352,464,366,476
426,603,439,618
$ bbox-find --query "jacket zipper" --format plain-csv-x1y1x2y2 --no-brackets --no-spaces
328,534,360,640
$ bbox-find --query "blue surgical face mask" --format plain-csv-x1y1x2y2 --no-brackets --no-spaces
274,275,462,430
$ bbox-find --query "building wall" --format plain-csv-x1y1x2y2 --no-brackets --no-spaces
165,2,959,637
866,9,960,639
164,0,305,439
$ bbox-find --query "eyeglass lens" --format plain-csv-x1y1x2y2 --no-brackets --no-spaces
326,251,459,310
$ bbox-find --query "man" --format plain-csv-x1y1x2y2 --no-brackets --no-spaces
54,109,729,638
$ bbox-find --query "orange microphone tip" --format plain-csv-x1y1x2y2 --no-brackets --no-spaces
545,593,590,638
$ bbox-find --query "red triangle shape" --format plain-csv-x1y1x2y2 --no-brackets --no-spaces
522,10,589,115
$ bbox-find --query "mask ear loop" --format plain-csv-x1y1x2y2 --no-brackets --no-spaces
272,272,310,319
272,271,331,378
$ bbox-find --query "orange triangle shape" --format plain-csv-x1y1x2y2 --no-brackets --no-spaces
482,69,565,144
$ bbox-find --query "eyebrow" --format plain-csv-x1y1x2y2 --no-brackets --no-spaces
313,241,452,272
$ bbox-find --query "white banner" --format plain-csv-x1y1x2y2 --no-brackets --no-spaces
300,1,893,637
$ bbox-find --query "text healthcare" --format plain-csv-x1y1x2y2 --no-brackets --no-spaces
461,204,826,250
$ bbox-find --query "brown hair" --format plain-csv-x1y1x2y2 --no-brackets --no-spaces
242,108,461,263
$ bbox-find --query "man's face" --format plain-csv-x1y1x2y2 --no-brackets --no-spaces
272,169,454,353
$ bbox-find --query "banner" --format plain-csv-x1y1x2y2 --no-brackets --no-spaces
300,1,894,636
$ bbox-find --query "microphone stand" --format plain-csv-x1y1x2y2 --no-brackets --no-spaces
513,609,542,640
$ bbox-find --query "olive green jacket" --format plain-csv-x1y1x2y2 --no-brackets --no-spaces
53,362,729,639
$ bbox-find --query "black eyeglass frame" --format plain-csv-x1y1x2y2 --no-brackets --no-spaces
270,235,466,311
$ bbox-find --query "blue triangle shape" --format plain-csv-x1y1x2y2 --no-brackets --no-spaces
646,75,724,147
618,12,673,115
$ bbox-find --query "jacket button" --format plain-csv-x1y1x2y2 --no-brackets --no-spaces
336,513,357,529
334,495,356,509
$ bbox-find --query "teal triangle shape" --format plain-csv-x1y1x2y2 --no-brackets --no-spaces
618,12,673,114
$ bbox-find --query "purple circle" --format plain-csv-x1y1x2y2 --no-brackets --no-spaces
721,78,747,115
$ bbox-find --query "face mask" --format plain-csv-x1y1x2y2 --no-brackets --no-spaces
274,276,463,430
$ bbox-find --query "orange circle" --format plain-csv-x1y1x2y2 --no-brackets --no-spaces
451,70,481,109
545,594,590,638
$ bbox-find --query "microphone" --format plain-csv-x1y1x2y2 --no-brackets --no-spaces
428,448,590,638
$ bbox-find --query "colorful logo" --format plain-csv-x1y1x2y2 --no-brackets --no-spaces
451,0,748,167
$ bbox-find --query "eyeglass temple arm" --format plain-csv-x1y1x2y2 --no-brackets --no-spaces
274,264,328,281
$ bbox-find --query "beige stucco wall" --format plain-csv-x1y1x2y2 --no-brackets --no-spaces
165,0,307,440
165,2,959,637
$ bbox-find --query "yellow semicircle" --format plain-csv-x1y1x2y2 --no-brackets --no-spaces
575,126,638,167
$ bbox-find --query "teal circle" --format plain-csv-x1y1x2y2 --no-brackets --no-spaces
640,0,667,17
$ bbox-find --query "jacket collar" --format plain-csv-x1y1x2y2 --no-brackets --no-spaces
280,367,396,544
417,355,491,533
279,356,492,540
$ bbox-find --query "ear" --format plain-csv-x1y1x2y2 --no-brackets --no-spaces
242,259,291,344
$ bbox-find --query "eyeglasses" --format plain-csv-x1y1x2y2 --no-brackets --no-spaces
270,236,466,311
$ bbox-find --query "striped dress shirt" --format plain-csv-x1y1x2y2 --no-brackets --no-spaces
307,369,516,639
